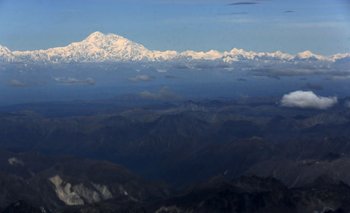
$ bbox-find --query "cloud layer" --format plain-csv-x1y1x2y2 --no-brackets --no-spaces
281,90,338,110
54,77,95,85
129,74,154,82
9,79,27,87
229,2,258,6
139,87,180,100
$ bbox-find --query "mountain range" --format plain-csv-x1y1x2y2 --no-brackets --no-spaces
1,99,350,212
1,32,349,64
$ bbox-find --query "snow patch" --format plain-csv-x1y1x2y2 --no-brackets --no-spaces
49,175,113,206
8,157,24,166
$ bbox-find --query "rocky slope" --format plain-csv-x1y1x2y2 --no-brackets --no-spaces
0,150,168,212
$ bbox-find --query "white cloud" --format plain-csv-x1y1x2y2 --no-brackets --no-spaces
54,77,95,85
281,90,337,110
129,74,153,82
9,79,27,87
139,87,180,100
156,68,168,73
331,75,350,81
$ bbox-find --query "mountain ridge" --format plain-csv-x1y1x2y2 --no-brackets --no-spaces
0,31,349,63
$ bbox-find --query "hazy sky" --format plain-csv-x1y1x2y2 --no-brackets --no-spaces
0,0,349,54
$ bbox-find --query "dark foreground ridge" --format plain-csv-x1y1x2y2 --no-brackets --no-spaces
0,99,349,212
1,174,350,213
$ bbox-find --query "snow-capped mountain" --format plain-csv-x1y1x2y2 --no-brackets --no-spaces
0,45,14,62
331,53,350,62
180,50,223,60
296,50,327,61
0,32,348,64
12,32,178,63
222,48,295,63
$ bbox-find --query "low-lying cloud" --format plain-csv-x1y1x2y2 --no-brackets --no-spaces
9,79,27,87
331,75,350,81
129,74,154,82
281,90,338,109
54,77,95,85
139,87,180,100
229,2,259,6
284,10,295,13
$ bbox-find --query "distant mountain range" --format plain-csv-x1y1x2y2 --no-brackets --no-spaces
1,32,349,64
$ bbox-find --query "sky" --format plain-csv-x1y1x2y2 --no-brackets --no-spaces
0,0,349,55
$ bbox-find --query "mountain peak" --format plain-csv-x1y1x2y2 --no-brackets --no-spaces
0,45,11,52
89,31,105,37
83,32,128,44
85,31,105,40
0,45,14,62
297,50,314,58
85,32,136,47
85,31,111,42
297,50,326,60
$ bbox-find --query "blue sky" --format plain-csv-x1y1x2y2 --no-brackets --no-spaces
0,0,349,54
